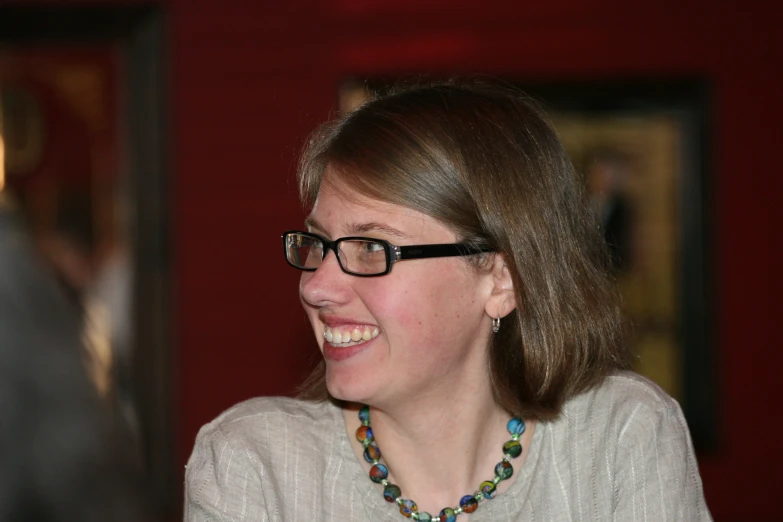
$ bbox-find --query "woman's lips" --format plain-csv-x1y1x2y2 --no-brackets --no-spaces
322,337,376,362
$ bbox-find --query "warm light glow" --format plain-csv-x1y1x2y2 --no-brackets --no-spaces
0,134,5,193
0,94,4,193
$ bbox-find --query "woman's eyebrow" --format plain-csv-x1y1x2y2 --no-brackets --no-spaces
347,221,411,239
304,217,411,239
303,217,326,234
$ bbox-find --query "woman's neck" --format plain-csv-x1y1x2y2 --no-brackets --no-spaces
344,383,534,515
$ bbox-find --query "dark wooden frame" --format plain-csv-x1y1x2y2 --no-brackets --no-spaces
1,5,176,514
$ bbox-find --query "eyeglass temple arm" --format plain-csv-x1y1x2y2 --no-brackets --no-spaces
395,244,494,261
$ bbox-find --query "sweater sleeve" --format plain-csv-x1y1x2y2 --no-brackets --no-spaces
184,424,271,522
612,398,712,522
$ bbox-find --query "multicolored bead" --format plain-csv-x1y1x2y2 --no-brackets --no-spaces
459,495,478,513
480,480,497,499
358,406,370,424
416,513,432,522
383,484,401,502
364,444,381,463
400,499,417,517
507,417,525,437
356,425,374,443
495,460,513,480
369,463,388,483
502,439,522,458
438,507,457,522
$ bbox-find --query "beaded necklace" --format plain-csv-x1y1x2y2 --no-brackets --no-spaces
356,405,525,522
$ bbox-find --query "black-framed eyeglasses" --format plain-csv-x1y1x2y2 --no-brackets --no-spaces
282,230,495,277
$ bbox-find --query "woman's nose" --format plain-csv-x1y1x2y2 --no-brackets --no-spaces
299,250,351,307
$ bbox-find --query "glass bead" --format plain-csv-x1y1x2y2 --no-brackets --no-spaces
459,495,478,513
503,439,522,458
356,425,374,443
383,484,401,503
369,463,388,483
495,460,513,480
400,499,417,517
417,513,432,522
358,405,370,424
363,444,381,463
480,480,497,499
439,507,456,522
507,417,525,436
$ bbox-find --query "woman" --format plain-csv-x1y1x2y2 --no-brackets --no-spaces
185,81,711,521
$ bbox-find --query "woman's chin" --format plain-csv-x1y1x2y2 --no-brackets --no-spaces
325,369,376,404
322,339,382,402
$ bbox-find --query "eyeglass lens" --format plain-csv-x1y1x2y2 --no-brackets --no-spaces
286,233,388,275
286,234,323,270
339,239,387,274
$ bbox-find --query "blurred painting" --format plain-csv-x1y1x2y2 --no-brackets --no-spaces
551,113,683,400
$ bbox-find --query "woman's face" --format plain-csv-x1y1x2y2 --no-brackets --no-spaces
299,170,497,407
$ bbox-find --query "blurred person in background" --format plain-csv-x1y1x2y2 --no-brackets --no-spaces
185,80,710,521
0,190,145,522
584,148,633,274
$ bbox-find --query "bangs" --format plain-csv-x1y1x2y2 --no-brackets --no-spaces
297,105,475,235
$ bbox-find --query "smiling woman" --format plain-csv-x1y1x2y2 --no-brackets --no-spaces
184,80,712,522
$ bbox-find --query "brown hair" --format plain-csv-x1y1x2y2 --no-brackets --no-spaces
296,79,631,421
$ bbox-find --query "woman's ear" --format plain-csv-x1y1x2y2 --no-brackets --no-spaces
485,254,516,319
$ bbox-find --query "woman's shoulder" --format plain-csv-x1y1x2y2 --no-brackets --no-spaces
208,396,337,428
543,371,697,464
194,396,342,451
560,370,685,431
597,370,679,406
542,373,710,520
534,371,700,489
186,398,352,519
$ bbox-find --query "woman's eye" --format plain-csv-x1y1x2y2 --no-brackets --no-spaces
364,242,384,253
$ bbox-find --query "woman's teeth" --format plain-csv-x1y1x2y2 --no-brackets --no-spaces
323,325,380,346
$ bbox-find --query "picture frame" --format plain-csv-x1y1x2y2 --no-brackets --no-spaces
520,80,716,452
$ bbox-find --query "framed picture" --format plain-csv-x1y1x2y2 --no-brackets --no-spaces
523,81,716,451
339,79,716,451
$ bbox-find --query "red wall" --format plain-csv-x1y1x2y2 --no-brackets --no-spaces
171,0,780,520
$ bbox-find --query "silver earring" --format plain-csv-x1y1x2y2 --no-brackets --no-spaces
492,316,501,333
